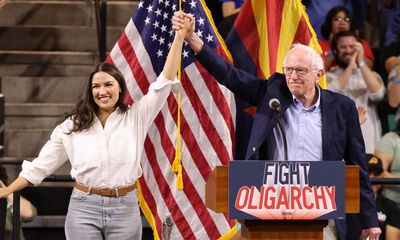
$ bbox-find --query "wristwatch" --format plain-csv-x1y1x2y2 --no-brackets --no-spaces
394,77,400,84
358,59,367,68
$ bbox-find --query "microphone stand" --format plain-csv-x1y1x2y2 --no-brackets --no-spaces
273,111,288,161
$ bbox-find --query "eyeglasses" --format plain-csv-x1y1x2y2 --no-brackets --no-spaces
282,67,316,76
333,17,350,23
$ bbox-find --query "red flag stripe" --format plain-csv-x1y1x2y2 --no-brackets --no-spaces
143,135,196,239
146,113,223,238
117,32,150,95
185,63,235,149
193,61,236,159
234,3,261,72
180,71,231,163
293,16,312,45
266,0,284,74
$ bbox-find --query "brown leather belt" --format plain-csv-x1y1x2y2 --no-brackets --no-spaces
74,182,137,197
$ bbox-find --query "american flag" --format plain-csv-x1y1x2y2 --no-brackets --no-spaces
106,0,237,239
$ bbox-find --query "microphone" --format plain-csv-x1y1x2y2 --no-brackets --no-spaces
269,98,281,112
268,98,288,161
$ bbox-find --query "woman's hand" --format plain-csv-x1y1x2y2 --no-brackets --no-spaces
172,11,195,41
0,186,12,198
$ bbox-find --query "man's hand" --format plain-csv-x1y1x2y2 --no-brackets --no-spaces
347,52,358,72
172,11,195,42
175,14,194,40
361,227,381,240
354,41,365,65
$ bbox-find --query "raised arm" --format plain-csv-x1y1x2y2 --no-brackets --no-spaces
162,14,193,80
171,11,272,106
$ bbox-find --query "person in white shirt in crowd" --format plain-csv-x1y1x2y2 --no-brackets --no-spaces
327,30,385,154
0,15,192,240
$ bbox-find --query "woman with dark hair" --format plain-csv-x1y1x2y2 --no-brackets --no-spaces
0,15,192,239
319,5,374,70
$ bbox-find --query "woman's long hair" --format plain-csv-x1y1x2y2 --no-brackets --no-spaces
320,6,354,40
64,62,129,133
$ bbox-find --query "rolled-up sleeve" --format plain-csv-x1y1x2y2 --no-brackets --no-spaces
133,73,180,131
19,124,69,186
367,72,385,101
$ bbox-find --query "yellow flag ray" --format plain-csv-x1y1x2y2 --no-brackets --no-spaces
252,0,270,78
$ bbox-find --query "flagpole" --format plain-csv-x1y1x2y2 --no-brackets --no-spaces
172,1,184,190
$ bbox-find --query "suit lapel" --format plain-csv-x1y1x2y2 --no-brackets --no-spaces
245,74,292,159
321,90,335,160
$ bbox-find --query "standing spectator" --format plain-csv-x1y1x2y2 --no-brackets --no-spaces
327,31,385,154
320,6,374,70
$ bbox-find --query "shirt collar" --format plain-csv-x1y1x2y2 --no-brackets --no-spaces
292,86,321,111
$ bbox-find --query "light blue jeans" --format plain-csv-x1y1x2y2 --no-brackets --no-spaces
65,188,142,240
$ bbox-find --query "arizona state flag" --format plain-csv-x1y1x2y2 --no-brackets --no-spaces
226,0,325,159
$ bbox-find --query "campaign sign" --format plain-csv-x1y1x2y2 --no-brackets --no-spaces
229,161,345,220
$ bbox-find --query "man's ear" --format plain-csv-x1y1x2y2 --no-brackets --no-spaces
316,69,324,79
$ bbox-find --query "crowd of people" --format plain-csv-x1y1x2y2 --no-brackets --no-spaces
0,0,400,239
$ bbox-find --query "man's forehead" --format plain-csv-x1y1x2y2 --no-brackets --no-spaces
337,36,357,45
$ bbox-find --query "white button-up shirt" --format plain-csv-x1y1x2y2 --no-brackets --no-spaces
20,74,179,188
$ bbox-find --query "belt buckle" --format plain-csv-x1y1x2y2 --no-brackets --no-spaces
99,188,114,197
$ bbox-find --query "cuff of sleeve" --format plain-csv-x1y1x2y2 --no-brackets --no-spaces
149,73,181,94
149,73,172,90
368,85,385,101
19,161,42,186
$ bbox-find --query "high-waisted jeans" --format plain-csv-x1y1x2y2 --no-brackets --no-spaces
65,188,142,240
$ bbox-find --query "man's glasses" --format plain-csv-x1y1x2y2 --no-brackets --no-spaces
282,67,316,76
333,17,350,23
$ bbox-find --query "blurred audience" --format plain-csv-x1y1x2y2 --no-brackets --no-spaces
327,31,384,154
0,0,6,9
320,6,374,70
368,155,400,240
0,165,36,240
374,123,400,207
382,39,400,125
217,0,243,39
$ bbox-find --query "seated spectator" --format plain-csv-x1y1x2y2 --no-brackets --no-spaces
382,39,400,119
327,31,385,154
0,165,36,240
368,155,400,240
320,6,374,70
374,123,400,207
218,0,243,39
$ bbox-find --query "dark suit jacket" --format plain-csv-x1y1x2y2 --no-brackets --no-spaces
197,44,379,239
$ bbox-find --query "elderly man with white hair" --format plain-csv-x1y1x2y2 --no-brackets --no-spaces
172,11,381,240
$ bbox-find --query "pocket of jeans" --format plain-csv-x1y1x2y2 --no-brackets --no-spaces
70,189,88,201
119,191,138,207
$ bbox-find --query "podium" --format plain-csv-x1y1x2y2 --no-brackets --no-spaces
205,164,360,239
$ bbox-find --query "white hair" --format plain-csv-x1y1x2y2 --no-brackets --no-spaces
283,43,324,71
